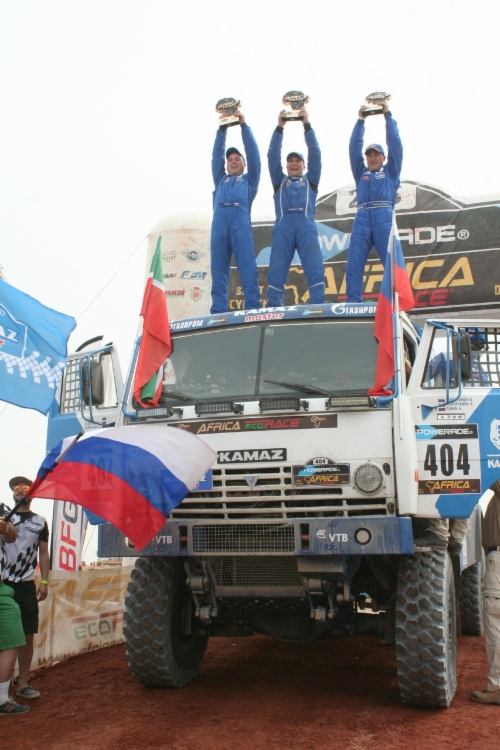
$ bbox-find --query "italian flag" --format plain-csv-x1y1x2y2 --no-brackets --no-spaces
133,237,171,407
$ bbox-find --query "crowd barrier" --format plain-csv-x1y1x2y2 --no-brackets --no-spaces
32,567,131,671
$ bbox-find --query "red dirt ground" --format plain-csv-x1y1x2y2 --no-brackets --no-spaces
2,634,499,750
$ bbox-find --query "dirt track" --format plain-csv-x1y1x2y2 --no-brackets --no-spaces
3,634,499,750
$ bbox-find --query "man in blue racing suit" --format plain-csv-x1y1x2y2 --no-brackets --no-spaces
267,108,325,307
346,101,403,302
210,110,261,314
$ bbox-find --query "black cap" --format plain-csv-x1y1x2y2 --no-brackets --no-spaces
226,147,243,159
9,476,33,489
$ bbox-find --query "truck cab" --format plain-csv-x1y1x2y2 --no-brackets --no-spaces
51,304,500,707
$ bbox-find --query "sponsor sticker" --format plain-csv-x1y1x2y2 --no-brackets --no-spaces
415,424,478,440
191,471,213,491
418,479,481,495
293,458,350,486
174,414,338,435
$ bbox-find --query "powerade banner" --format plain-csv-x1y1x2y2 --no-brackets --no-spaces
227,181,500,312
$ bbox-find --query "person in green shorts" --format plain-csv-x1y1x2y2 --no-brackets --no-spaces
0,516,29,716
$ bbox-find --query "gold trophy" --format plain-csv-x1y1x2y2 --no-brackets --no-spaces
363,91,391,116
282,90,310,120
215,97,241,127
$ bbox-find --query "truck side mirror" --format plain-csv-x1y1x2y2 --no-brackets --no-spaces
458,332,472,381
82,361,105,406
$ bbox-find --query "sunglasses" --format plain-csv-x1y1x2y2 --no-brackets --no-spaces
13,484,30,492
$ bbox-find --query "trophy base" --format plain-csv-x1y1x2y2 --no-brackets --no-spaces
284,113,304,121
219,114,240,127
363,105,384,117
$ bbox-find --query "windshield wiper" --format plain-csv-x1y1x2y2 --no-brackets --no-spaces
162,389,200,404
264,379,336,398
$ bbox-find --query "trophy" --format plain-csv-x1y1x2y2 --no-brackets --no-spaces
215,97,241,127
363,91,391,116
282,90,310,120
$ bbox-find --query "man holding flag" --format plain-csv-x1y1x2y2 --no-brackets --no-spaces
346,101,403,303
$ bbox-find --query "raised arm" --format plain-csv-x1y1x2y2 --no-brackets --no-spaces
267,111,287,190
302,109,321,190
384,107,403,181
241,120,261,195
349,107,367,182
211,126,227,187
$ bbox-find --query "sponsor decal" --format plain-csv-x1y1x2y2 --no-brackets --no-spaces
162,253,176,262
317,530,349,542
490,419,500,451
245,476,258,489
163,273,176,279
293,458,350,486
190,286,203,301
166,290,185,297
207,317,228,326
191,471,213,491
302,308,326,317
218,448,287,463
330,304,377,315
170,319,204,331
181,249,208,262
436,413,465,421
174,414,338,435
181,271,207,280
415,424,478,440
234,307,295,317
244,312,285,322
418,479,481,495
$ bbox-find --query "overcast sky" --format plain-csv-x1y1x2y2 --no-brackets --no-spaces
1,0,498,559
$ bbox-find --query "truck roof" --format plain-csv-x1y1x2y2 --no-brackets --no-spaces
169,302,378,333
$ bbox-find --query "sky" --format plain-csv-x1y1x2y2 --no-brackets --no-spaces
0,0,498,560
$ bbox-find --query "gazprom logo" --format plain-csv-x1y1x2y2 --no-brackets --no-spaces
0,304,27,358
416,425,439,440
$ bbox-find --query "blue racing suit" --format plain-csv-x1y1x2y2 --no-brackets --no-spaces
346,113,403,302
210,123,261,314
267,123,325,307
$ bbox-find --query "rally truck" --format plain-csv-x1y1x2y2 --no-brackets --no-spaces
51,304,500,708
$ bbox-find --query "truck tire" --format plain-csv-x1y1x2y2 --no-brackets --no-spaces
123,557,208,688
459,560,483,636
395,550,457,708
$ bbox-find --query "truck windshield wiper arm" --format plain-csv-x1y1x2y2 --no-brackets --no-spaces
162,389,200,404
264,379,336,398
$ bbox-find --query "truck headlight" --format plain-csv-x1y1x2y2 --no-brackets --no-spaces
353,463,384,494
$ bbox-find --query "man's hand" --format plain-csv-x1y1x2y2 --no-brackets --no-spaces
36,582,48,602
234,109,245,125
299,107,309,123
382,101,390,114
0,519,16,542
278,109,287,126
358,104,368,118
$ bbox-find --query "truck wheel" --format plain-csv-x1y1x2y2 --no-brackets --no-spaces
123,557,208,688
459,559,483,636
395,550,457,708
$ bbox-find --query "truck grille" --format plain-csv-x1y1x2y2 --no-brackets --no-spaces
208,556,303,587
193,523,295,553
171,466,390,520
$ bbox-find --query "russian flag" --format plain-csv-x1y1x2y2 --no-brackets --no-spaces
368,214,414,396
27,424,216,550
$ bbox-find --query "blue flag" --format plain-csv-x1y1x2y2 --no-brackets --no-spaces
0,279,76,415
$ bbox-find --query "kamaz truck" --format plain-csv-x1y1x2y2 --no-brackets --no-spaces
51,303,500,708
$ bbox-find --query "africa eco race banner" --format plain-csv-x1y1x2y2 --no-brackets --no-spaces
31,568,130,673
227,181,500,313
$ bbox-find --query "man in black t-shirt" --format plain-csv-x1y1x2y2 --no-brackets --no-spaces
3,476,49,701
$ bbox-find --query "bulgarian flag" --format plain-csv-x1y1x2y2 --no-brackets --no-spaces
133,238,171,407
368,213,414,396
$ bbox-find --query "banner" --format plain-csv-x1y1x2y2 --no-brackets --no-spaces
31,568,129,673
51,501,88,572
0,279,76,414
227,181,500,313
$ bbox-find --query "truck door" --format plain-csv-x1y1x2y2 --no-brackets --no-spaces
405,320,500,521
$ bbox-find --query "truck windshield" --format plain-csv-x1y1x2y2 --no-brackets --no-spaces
158,320,378,404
